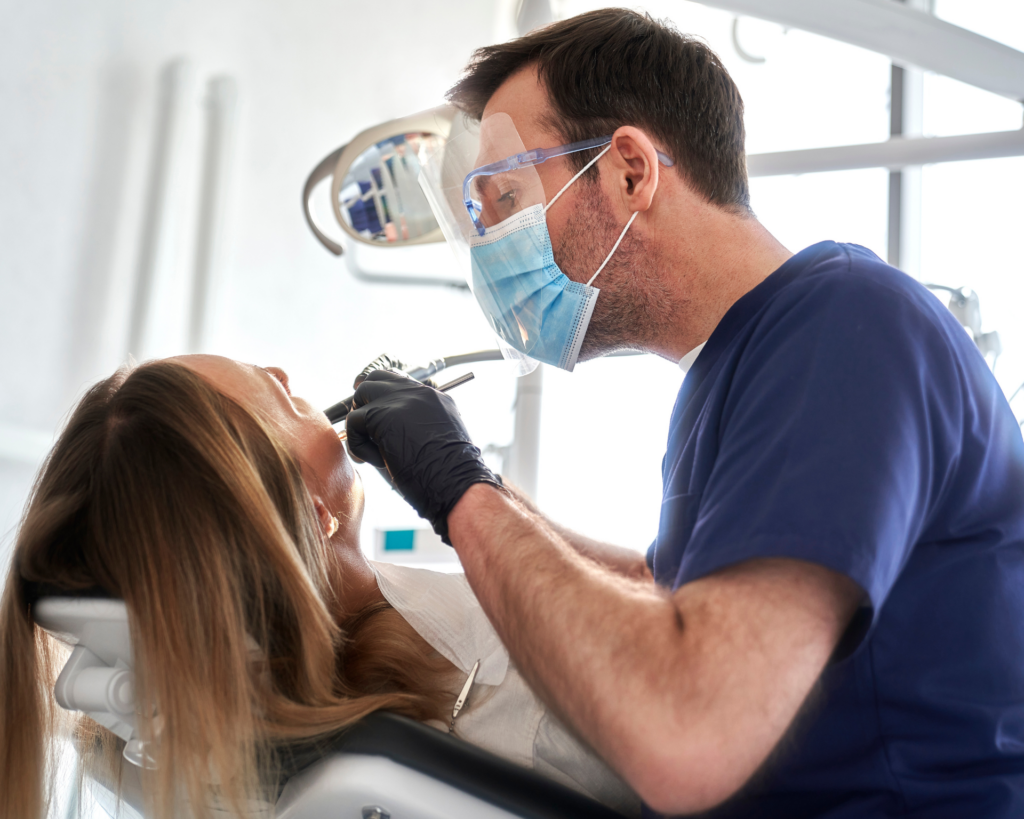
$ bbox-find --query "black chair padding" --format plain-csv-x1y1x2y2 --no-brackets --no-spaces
276,711,629,819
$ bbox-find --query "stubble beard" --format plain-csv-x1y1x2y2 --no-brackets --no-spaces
554,187,678,362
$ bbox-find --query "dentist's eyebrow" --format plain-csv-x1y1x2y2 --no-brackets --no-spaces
475,175,494,195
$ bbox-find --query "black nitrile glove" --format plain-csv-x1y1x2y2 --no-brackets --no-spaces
353,354,437,389
344,356,438,488
345,370,502,544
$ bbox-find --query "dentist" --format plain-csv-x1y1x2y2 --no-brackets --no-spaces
347,9,1024,817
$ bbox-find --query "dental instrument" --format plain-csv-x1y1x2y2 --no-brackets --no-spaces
336,372,476,441
449,659,481,734
326,355,494,424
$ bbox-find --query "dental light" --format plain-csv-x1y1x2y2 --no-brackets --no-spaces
302,105,473,289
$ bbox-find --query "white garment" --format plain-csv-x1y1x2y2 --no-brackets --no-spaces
678,341,707,374
370,562,641,817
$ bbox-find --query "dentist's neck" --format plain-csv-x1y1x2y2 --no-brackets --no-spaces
649,194,792,362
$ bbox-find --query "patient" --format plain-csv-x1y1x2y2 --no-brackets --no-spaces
0,355,638,819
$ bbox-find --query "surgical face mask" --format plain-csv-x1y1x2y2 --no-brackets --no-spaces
467,146,638,371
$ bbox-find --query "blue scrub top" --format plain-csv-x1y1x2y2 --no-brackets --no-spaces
644,242,1024,818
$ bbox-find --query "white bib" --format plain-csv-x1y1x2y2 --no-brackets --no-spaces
369,562,509,685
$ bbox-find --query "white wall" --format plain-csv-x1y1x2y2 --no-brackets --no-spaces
0,0,502,569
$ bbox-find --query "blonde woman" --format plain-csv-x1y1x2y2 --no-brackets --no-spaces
0,355,638,819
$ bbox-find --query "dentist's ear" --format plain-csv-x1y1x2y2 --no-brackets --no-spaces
608,126,661,215
312,496,339,539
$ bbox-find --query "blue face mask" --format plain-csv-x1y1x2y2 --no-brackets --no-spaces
468,146,638,372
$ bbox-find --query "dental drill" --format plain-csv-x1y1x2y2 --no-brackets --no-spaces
324,350,503,425
335,372,476,442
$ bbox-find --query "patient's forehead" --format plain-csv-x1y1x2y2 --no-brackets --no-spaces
170,354,257,403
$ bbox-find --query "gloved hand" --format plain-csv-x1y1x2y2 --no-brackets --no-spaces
345,370,503,544
353,353,437,389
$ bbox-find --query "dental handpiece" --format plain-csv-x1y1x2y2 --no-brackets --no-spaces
336,372,475,442
323,359,445,425
323,351,505,425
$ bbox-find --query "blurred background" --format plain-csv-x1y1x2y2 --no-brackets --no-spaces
2,0,1023,578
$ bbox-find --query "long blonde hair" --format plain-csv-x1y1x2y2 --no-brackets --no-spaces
0,360,452,818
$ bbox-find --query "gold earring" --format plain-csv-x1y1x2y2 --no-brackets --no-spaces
325,515,339,538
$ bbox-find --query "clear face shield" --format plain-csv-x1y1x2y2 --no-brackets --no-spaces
418,113,547,373
419,112,547,247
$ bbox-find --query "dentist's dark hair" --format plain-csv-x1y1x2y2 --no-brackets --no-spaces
447,7,751,215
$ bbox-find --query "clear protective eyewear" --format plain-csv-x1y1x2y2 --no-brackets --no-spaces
463,136,675,235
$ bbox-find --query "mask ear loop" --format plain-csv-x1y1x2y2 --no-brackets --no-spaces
587,211,638,287
543,145,611,214
540,142,640,288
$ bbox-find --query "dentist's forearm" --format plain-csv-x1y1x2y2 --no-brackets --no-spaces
500,482,652,581
541,521,653,580
447,483,699,805
446,482,860,814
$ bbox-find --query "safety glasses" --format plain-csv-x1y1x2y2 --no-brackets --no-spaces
462,135,675,234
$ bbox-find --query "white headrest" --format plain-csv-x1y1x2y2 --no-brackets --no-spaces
34,597,144,760
34,597,132,667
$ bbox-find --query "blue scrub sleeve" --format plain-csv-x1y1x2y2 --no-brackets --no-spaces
675,271,964,627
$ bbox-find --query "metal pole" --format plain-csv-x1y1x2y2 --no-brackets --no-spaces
189,76,238,353
888,0,926,276
746,127,1024,177
887,62,905,269
898,2,926,279
506,365,543,501
127,59,193,359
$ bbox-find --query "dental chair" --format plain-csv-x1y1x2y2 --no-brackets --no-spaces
34,596,629,819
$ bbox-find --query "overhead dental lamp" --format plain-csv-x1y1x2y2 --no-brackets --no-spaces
303,105,475,289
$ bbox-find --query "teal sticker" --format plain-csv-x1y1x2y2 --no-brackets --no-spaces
383,530,415,551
